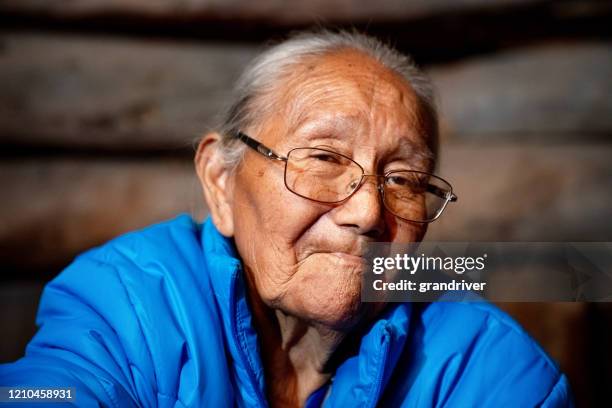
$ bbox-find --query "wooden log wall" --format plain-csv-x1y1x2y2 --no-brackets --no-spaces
1,0,611,405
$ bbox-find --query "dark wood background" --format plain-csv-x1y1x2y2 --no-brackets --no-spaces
0,0,611,406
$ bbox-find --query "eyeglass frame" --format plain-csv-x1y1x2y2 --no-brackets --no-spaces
231,131,458,223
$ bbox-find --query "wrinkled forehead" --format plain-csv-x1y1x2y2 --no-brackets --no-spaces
257,49,433,157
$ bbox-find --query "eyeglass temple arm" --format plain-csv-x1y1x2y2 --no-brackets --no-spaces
427,184,458,202
234,132,287,161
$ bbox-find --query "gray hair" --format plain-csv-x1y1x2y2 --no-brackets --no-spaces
216,29,438,170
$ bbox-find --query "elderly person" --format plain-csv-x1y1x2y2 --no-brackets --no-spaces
1,30,571,407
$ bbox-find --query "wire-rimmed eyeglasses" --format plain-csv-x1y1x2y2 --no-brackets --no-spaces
232,131,458,223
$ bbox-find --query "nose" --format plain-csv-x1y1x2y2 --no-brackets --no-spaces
348,174,384,195
331,174,385,238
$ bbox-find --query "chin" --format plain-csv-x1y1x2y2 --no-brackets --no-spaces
294,282,373,330
282,255,381,330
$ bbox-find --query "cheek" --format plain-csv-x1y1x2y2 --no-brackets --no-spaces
231,168,332,302
383,212,427,243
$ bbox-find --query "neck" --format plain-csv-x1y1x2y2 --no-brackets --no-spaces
247,289,356,407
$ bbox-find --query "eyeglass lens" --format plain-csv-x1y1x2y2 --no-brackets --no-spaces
284,147,452,222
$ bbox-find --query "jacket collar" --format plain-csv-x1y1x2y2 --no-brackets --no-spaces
200,217,413,407
202,217,268,407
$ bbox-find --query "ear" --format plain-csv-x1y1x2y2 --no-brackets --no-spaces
195,132,235,237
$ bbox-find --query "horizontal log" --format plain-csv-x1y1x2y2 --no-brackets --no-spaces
0,32,258,152
1,143,611,278
0,0,542,24
3,1,609,67
1,32,610,153
0,158,207,278
430,42,612,140
427,144,612,241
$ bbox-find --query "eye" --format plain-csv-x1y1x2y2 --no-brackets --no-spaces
385,173,428,193
310,152,341,164
386,175,411,186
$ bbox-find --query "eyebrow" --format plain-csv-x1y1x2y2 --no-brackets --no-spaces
389,138,435,171
288,112,434,168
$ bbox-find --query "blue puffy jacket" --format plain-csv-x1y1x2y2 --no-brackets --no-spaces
0,215,573,407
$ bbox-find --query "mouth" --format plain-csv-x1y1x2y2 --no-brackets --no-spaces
298,240,369,265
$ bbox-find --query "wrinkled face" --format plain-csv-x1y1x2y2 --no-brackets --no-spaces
230,50,433,330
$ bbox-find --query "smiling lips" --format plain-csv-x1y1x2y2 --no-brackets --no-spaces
299,235,371,264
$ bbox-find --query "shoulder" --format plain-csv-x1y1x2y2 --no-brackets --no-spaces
40,213,212,327
418,301,555,365
401,302,573,406
52,214,210,296
5,215,231,406
82,213,203,270
46,213,216,332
